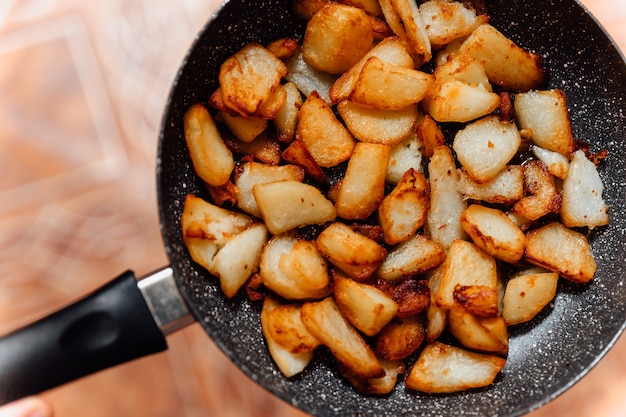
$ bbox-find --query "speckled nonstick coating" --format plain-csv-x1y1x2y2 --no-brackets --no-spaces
157,1,626,416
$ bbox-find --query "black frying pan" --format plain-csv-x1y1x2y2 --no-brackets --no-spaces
2,0,626,416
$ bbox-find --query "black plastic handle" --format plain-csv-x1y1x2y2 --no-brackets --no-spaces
0,270,168,404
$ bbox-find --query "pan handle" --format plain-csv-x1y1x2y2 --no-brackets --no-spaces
0,268,194,404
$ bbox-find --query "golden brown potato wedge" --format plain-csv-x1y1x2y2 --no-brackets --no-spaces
184,103,235,187
262,299,321,354
374,315,426,360
452,285,500,318
388,0,432,62
303,4,374,74
217,111,267,143
339,358,405,395
406,341,506,393
502,269,559,326
419,0,488,49
281,140,328,185
273,81,303,143
301,297,385,379
377,233,446,282
512,160,561,221
524,222,597,284
457,165,525,205
392,278,431,318
416,114,445,158
448,309,507,353
316,222,387,281
532,145,569,179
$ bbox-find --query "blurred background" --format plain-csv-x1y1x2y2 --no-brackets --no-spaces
0,0,624,416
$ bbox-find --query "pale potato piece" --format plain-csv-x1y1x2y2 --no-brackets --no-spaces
419,0,488,48
424,79,500,123
329,36,415,104
219,43,288,117
386,133,424,184
405,341,506,393
253,180,336,234
448,309,507,353
337,100,418,146
349,56,434,110
502,269,559,326
525,222,597,284
512,160,561,221
260,234,332,300
514,89,575,156
389,0,432,61
302,4,374,74
335,142,391,220
184,103,235,187
333,276,399,336
374,315,426,360
435,240,498,311
273,81,303,143
217,111,268,143
316,222,387,281
453,116,521,184
457,24,546,92
378,168,430,245
261,296,317,377
561,150,609,229
301,297,384,379
296,91,356,167
377,233,446,282
284,46,336,103
425,145,468,249
426,267,447,342
457,165,525,205
532,145,569,179
460,204,527,264
212,223,268,298
235,161,305,217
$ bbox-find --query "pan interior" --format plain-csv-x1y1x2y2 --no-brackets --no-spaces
157,1,626,416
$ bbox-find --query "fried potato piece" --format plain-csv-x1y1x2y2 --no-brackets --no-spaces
386,133,425,184
502,268,559,326
514,89,575,157
378,168,430,245
339,358,405,395
301,297,384,379
532,145,569,179
184,103,235,187
377,233,446,282
341,0,383,16
303,4,374,74
281,139,328,185
316,222,387,281
219,43,288,118
512,160,562,221
416,114,445,158
392,278,431,318
456,24,547,92
426,268,447,342
524,222,597,284
284,47,336,103
419,0,488,49
448,309,508,353
453,116,521,184
375,315,426,360
335,142,391,220
435,240,498,312
453,285,500,318
349,56,434,110
296,91,356,167
425,145,468,249
217,111,268,143
457,165,525,205
253,180,336,234
406,341,506,393
266,37,299,60
333,276,399,336
386,0,432,62
222,129,281,165
260,234,331,300
337,100,419,146
460,204,527,264
560,150,609,229
235,161,305,217
273,81,303,143
261,296,318,377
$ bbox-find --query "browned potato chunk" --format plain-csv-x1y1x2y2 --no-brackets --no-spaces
416,114,445,158
448,309,508,353
502,268,559,326
514,89,575,157
378,168,430,245
512,160,561,221
335,142,390,219
316,222,387,281
333,276,399,336
453,116,521,184
296,91,356,167
457,165,525,205
260,234,331,300
349,56,434,110
419,0,488,48
435,240,498,312
560,150,609,229
524,222,597,284
253,180,336,234
339,359,405,396
452,284,500,317
374,315,426,360
460,204,527,264
383,0,432,62
221,129,281,165
301,297,384,379
303,4,374,74
405,342,506,393
281,140,328,185
341,0,383,16
456,24,547,92
219,43,288,118
377,233,446,282
184,104,235,187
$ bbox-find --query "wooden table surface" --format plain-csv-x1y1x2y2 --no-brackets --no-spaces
0,1,624,416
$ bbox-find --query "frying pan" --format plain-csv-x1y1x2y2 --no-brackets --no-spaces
1,0,625,416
